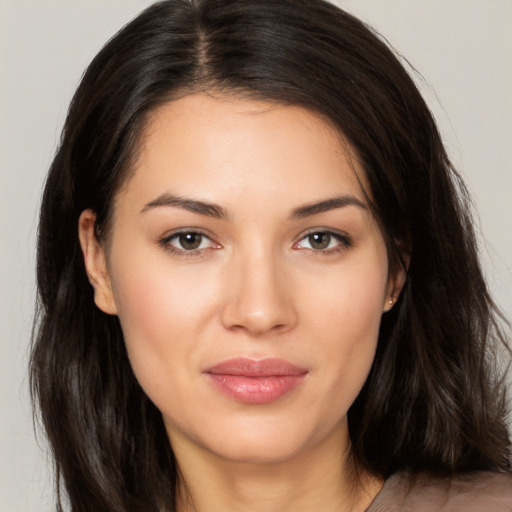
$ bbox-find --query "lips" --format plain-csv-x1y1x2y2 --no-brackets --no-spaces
204,358,308,404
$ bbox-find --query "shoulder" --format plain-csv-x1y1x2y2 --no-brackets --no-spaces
367,470,512,511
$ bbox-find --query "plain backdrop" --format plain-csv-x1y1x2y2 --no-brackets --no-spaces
1,1,511,511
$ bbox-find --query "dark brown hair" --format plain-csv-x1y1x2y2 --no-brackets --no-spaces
31,0,511,510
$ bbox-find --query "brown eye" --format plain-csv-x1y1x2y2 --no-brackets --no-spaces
295,230,351,253
308,232,332,250
161,231,215,253
177,233,203,250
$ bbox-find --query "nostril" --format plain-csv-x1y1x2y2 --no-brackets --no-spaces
219,268,298,335
221,306,296,336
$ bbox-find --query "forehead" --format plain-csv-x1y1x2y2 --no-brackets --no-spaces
119,93,370,213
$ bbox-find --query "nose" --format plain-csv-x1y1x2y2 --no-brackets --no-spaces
220,249,297,336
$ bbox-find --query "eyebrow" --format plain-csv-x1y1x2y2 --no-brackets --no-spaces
141,193,228,219
291,195,367,219
141,193,366,220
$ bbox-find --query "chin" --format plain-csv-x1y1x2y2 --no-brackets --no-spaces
206,435,309,465
187,412,343,466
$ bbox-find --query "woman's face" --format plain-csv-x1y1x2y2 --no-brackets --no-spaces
81,93,401,464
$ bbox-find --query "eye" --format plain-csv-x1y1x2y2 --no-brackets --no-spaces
294,230,351,252
160,231,218,254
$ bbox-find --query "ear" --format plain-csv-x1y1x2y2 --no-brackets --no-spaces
383,250,409,313
78,209,118,315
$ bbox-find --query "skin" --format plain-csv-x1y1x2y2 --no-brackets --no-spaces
79,93,405,512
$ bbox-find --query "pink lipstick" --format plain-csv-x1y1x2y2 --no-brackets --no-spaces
204,358,307,404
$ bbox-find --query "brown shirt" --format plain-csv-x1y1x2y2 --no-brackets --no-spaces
366,471,512,511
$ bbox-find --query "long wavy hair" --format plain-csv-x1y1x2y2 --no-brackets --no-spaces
30,0,511,510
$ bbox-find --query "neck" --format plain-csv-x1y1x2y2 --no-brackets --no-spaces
170,421,382,512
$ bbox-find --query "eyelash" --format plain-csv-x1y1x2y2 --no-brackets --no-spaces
158,229,352,257
294,229,352,255
159,229,219,258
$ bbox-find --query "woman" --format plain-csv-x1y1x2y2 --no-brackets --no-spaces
30,0,512,511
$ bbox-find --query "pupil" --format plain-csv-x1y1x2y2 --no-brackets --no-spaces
309,232,330,249
179,233,202,250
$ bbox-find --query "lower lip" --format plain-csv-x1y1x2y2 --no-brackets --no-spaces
206,374,306,404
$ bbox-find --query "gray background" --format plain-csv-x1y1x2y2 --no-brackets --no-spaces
1,1,511,511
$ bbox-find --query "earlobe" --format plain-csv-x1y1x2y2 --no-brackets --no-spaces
383,252,410,312
383,296,395,313
78,209,118,315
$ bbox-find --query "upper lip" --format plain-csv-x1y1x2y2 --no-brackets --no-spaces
204,358,308,377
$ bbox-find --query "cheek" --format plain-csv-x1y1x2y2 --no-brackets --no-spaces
113,266,183,350
108,249,220,393
301,257,387,403
304,254,387,339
